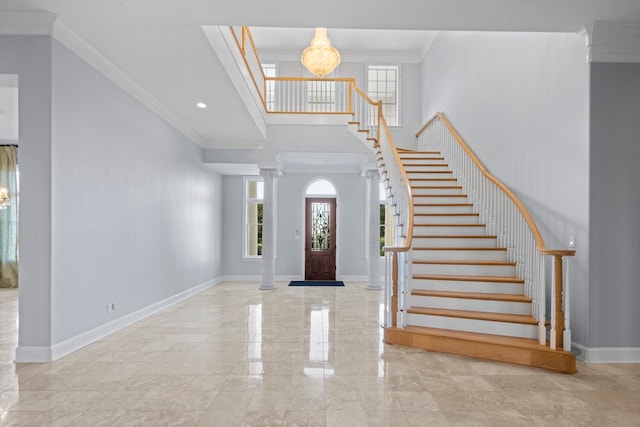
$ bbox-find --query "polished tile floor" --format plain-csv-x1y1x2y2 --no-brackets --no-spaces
1,282,639,426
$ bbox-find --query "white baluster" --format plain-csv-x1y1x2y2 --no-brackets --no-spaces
564,257,572,352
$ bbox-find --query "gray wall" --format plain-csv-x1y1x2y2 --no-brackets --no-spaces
1,35,54,351
3,35,223,354
420,31,591,345
589,62,640,348
222,172,368,279
49,40,223,344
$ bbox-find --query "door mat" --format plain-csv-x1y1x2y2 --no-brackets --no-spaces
288,281,345,287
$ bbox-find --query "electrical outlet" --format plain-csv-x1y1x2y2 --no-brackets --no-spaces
569,235,576,249
106,303,112,313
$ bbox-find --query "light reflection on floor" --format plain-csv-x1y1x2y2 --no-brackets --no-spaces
0,283,639,426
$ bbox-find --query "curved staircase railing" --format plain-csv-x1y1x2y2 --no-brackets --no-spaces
416,113,575,350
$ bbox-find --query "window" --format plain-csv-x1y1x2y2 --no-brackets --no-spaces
380,182,394,256
262,63,276,111
245,178,264,257
367,65,399,126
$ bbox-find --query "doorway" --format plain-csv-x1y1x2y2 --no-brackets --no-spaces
305,197,336,280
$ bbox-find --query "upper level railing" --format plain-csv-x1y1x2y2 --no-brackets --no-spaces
229,26,355,115
416,113,575,351
229,26,413,330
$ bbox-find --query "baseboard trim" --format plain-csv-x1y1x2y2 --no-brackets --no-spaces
14,346,52,363
15,277,223,363
221,275,370,283
573,343,640,363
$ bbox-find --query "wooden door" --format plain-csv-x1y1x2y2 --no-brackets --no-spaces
305,198,336,280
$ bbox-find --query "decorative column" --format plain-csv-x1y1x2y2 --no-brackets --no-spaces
366,169,382,290
259,168,278,290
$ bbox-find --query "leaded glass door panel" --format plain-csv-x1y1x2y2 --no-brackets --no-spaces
305,198,336,280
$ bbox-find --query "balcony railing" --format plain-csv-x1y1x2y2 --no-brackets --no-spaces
229,26,354,115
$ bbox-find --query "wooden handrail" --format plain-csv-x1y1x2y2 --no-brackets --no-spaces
229,26,268,110
382,117,414,254
415,115,439,138
267,77,355,83
433,112,549,252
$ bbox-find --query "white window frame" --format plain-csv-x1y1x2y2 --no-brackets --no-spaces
243,176,264,259
367,65,400,127
262,63,277,112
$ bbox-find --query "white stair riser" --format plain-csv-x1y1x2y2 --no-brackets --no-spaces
406,313,538,339
402,158,445,165
412,263,516,276
412,237,497,248
413,225,486,236
399,153,441,158
412,278,524,295
410,180,458,187
414,215,479,225
407,172,453,179
404,165,450,172
414,205,473,214
413,196,468,204
412,249,507,261
411,187,463,196
410,295,532,315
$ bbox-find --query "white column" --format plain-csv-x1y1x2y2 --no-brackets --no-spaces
366,170,382,290
259,168,277,290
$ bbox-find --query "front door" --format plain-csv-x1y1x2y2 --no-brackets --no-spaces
305,198,336,280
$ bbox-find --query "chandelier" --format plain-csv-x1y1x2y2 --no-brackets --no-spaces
301,28,341,77
0,188,9,210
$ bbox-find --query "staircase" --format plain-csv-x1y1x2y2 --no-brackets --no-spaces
383,149,576,373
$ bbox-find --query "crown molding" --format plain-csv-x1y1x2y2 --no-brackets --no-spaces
51,20,207,147
583,21,640,63
0,10,56,35
1,11,207,147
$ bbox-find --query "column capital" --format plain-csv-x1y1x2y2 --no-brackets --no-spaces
364,169,379,180
259,167,279,179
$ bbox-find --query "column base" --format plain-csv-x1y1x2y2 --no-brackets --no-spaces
259,282,276,290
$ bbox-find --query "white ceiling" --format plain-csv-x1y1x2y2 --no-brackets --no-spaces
2,0,640,151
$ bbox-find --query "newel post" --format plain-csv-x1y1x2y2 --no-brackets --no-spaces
544,250,576,351
391,251,399,328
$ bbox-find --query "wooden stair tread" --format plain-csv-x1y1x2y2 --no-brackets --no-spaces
412,235,496,239
412,289,530,303
407,171,452,174
398,150,440,154
413,247,506,251
413,260,515,266
414,203,473,206
409,178,458,182
411,185,462,189
407,307,538,325
414,213,479,216
414,224,485,227
413,274,524,284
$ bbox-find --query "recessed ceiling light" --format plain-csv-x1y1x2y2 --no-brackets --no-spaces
196,102,207,109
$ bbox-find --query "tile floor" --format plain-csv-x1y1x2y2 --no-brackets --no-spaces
0,282,639,426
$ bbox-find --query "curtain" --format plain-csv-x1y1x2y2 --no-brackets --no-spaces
0,146,18,288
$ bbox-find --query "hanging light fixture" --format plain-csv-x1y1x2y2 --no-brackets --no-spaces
0,187,10,210
301,28,341,77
